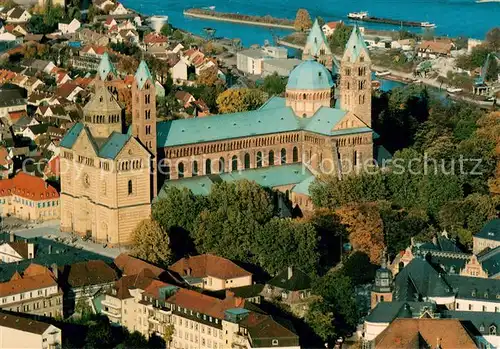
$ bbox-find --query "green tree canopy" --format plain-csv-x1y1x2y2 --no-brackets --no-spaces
261,72,287,96
130,219,173,266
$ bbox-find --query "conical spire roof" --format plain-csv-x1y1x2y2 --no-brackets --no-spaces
134,60,153,90
305,18,331,56
342,25,370,63
97,52,117,81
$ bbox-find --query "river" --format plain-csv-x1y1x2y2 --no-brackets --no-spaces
122,0,499,47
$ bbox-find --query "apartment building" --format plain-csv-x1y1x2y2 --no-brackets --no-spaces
0,264,63,318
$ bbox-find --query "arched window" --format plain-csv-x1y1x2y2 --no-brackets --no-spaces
219,157,225,173
280,148,287,164
244,153,250,169
256,152,262,168
178,162,184,178
127,180,133,195
231,156,238,172
192,161,198,176
205,159,211,175
293,147,298,162
269,150,275,166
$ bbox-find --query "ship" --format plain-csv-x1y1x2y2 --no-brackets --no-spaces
347,11,436,28
476,0,500,3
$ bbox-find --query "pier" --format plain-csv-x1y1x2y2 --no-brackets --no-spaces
184,8,295,30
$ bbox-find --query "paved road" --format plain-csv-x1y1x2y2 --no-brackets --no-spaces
4,219,125,259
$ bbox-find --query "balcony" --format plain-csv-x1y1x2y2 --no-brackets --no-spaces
101,308,121,318
101,300,121,310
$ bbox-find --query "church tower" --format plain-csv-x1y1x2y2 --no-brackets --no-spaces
131,60,157,198
371,253,394,309
340,25,372,127
302,18,333,70
95,52,120,97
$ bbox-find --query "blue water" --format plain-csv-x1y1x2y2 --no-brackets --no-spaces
123,0,499,47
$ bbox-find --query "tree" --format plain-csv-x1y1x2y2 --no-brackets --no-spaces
294,9,312,32
328,23,353,52
316,16,326,27
216,88,265,114
197,66,220,86
194,180,274,262
253,218,320,275
486,56,499,82
340,251,378,286
261,72,287,96
486,27,500,51
122,331,149,349
84,316,113,348
163,324,174,347
172,29,184,41
75,297,93,319
160,24,172,37
335,203,385,264
305,300,336,342
130,219,172,266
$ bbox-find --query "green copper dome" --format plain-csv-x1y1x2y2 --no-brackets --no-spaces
286,60,334,90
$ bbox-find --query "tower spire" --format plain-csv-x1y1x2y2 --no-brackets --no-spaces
97,52,117,81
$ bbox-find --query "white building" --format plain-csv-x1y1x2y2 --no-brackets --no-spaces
0,311,62,349
58,19,81,35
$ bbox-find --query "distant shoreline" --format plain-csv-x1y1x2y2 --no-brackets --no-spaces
183,9,295,30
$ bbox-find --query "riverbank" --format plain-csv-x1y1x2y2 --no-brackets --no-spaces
183,8,295,30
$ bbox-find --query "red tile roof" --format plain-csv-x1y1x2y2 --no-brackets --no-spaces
166,288,246,319
0,172,59,200
44,156,60,178
417,40,453,55
375,318,477,349
325,21,342,29
0,264,57,297
144,32,168,45
8,111,27,123
169,254,252,280
114,253,165,278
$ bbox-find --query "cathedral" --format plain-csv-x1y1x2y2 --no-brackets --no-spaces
60,25,373,245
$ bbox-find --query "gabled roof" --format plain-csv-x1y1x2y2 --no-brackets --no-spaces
98,132,130,159
304,19,331,57
83,84,122,115
157,96,371,148
267,267,311,291
342,25,370,63
7,241,30,259
0,311,55,335
169,254,252,280
374,318,476,349
114,253,166,278
475,218,500,242
134,60,153,90
60,122,84,149
365,301,436,323
0,172,59,201
58,260,118,288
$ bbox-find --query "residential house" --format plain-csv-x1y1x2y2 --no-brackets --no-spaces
192,99,210,117
0,234,35,263
77,28,110,46
144,32,168,50
27,91,52,106
169,254,253,291
93,0,115,12
0,311,62,349
0,263,63,318
0,172,60,221
322,21,343,37
22,123,50,141
0,88,26,119
11,114,38,134
263,266,313,317
80,45,108,58
58,18,81,35
0,147,13,178
57,260,118,316
114,253,171,280
0,31,16,43
111,29,139,45
473,218,500,254
104,16,118,30
109,2,128,15
5,7,31,23
237,49,266,75
391,39,416,51
374,318,477,349
21,59,56,75
55,83,83,102
36,105,72,125
417,40,454,58
174,91,195,108
5,24,27,37
170,58,188,83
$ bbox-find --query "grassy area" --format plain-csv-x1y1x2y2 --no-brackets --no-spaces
281,32,307,47
370,49,416,73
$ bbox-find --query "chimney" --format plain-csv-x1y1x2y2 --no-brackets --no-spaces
27,243,34,259
9,231,14,243
287,266,293,280
410,237,415,247
51,263,58,280
432,235,437,246
44,182,48,189
48,245,52,254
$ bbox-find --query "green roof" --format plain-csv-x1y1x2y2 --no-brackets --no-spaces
476,218,500,242
343,25,369,63
157,97,373,148
365,301,436,323
304,18,331,57
97,52,117,81
291,175,315,195
229,284,265,299
0,233,112,282
60,123,131,160
442,310,500,335
98,132,130,159
156,163,314,198
135,60,153,90
286,60,334,90
446,274,500,303
267,266,311,291
60,123,84,149
478,246,500,277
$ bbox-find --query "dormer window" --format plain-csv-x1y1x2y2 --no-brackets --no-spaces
272,339,279,346
490,325,497,336
472,289,477,297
